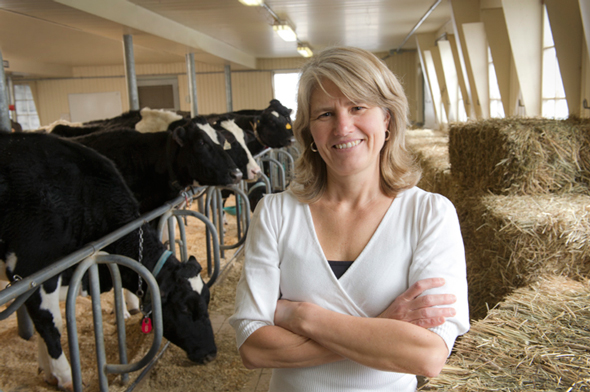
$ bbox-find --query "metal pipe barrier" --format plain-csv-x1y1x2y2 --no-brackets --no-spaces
159,208,221,287
66,253,164,392
0,187,207,391
258,157,286,192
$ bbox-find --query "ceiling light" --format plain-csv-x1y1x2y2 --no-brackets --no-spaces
238,0,264,5
273,23,297,42
297,45,313,58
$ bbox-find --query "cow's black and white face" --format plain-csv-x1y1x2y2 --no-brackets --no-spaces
256,100,294,148
171,120,242,186
158,257,217,364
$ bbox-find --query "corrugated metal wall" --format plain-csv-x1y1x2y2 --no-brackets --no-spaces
23,52,420,127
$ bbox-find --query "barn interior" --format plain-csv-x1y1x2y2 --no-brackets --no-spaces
1,0,590,391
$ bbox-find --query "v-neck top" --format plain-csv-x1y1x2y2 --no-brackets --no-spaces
327,260,353,279
229,188,470,392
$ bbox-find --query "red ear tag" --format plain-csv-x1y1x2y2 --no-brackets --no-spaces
141,317,153,334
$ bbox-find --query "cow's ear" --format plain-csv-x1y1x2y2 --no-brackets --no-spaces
172,126,186,147
176,256,202,280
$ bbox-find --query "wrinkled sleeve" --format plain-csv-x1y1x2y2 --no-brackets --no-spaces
229,194,282,349
409,193,470,355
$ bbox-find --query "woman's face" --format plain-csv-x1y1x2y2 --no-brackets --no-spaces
309,79,390,181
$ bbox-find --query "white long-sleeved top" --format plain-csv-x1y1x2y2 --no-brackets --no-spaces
229,187,470,391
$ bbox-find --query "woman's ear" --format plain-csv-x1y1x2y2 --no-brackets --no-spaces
384,109,391,129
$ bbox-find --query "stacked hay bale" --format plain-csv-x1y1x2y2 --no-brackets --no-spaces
408,118,590,318
408,118,590,390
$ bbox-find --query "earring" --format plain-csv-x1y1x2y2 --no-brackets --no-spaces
384,130,391,141
310,141,318,152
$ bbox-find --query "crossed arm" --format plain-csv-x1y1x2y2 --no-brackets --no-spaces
238,278,456,378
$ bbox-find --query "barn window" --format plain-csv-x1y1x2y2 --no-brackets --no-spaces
273,72,299,120
541,5,568,119
14,84,40,130
488,47,505,118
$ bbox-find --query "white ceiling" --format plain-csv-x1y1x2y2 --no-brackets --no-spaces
0,0,452,78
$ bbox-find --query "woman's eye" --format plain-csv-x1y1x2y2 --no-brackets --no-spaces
317,112,331,119
352,106,366,112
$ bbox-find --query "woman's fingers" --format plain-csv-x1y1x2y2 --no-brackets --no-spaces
412,293,457,310
401,278,446,301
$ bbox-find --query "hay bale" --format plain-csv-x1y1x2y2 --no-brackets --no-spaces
406,129,461,200
449,118,590,195
461,193,590,319
420,276,590,391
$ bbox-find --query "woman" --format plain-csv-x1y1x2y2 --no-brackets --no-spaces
229,46,469,391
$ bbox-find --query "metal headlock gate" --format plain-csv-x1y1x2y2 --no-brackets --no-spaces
0,186,233,392
0,146,298,392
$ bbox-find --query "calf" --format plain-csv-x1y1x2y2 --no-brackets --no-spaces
69,119,242,213
0,132,217,391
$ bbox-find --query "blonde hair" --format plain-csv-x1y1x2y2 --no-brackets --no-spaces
291,46,421,203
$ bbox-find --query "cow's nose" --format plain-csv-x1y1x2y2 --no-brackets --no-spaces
230,168,243,183
203,353,216,364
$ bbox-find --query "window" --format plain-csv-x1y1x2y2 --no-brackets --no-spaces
542,6,568,119
273,72,299,120
488,47,505,118
137,78,179,111
14,84,40,130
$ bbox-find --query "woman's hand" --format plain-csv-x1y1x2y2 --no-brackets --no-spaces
379,278,457,328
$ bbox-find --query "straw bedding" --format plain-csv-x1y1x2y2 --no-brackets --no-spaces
420,275,590,391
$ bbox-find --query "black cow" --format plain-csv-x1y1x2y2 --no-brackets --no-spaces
0,132,216,391
69,119,242,213
206,99,294,156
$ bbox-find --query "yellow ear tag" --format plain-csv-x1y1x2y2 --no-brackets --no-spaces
286,124,291,129
224,140,231,150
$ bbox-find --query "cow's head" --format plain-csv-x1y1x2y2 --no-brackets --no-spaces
255,99,294,148
217,118,261,181
157,256,217,364
166,119,242,186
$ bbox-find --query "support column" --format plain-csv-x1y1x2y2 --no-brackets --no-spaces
579,0,590,60
224,64,233,113
546,0,584,116
481,5,517,116
123,34,139,111
186,53,198,116
449,0,482,119
0,49,11,133
502,0,543,117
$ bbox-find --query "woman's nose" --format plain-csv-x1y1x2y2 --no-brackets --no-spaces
334,113,353,135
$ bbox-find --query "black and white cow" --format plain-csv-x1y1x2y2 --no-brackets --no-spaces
206,99,294,156
69,119,242,214
0,132,217,391
211,117,261,181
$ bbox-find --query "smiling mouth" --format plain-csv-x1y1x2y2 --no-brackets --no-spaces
334,140,361,150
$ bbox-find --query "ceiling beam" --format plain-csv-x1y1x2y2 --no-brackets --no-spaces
53,0,257,69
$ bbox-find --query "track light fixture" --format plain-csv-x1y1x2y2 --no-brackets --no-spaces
297,44,313,58
238,0,264,6
273,23,297,42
